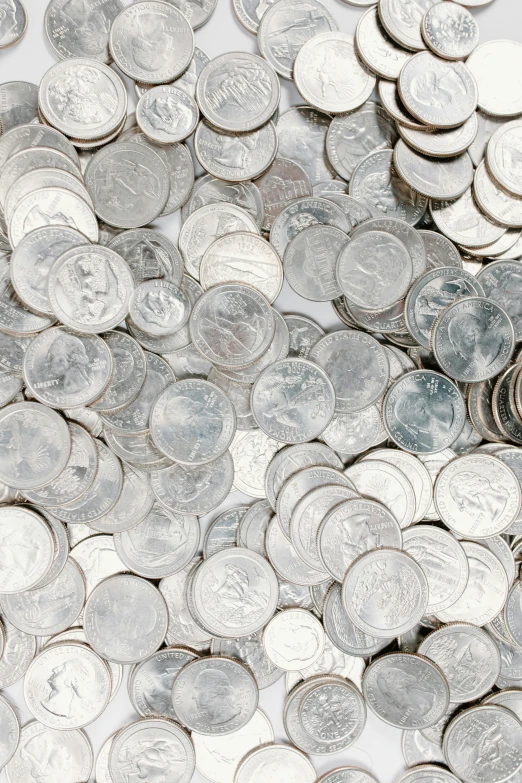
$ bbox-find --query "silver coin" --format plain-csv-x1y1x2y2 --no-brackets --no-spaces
474,161,522,229
398,114,479,160
399,52,478,128
467,40,522,117
0,402,71,490
349,148,428,225
8,188,98,250
4,167,93,226
23,506,70,590
0,0,25,49
256,157,311,232
189,282,274,369
436,541,509,626
115,502,199,578
0,506,54,593
104,427,171,470
378,0,439,51
284,225,345,302
127,135,195,217
184,175,264,228
90,462,154,534
285,632,366,690
109,1,194,83
356,6,411,79
235,742,316,783
265,442,342,511
204,506,248,558
394,141,474,200
487,120,522,198
129,646,199,720
151,450,234,516
194,120,278,182
0,694,19,769
0,130,81,185
322,406,385,457
363,652,450,729
317,770,378,783
5,720,93,783
108,718,194,783
294,32,375,114
432,296,515,382
192,709,273,783
70,533,126,597
276,105,335,186
129,279,189,338
342,548,429,637
378,79,429,130
285,315,325,360
231,0,274,33
491,364,522,445
397,766,460,783
257,0,338,80
318,498,403,583
164,0,216,28
24,642,111,729
443,704,522,783
1,557,85,636
430,188,506,248
0,332,32,378
179,203,260,280
266,515,329,587
505,579,522,648
497,450,522,535
0,618,36,688
262,608,324,670
236,499,272,555
84,573,167,663
361,447,433,522
159,559,211,651
39,58,127,138
0,81,38,133
95,734,114,783
277,464,353,538
353,216,427,281
402,730,445,766
483,534,516,584
323,581,390,657
469,111,508,168
281,581,319,612
211,630,283,689
85,141,170,228
200,232,283,303
136,83,198,143
422,2,479,60
483,688,522,721
197,52,279,132
172,655,258,734
208,368,255,431
495,634,522,688
89,330,147,412
44,0,123,62
109,228,183,285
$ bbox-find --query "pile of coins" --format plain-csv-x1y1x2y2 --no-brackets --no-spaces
1,0,522,781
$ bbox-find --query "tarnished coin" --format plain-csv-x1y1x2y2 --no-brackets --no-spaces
318,498,402,583
197,52,279,132
326,101,398,181
108,718,195,783
432,296,515,382
276,105,335,186
378,0,439,51
24,642,111,729
258,0,338,79
129,646,198,720
5,720,93,783
294,33,375,114
342,548,428,637
356,7,411,79
212,630,283,689
251,358,335,444
84,573,168,663
0,506,54,594
84,141,170,228
151,450,234,516
443,704,522,783
430,188,506,248
194,120,278,183
1,557,85,636
422,2,479,60
189,547,278,637
235,743,316,783
204,506,248,558
403,525,469,613
467,40,522,117
399,52,478,128
172,656,258,734
363,652,450,729
136,84,199,143
44,0,123,62
349,149,428,225
109,1,194,83
394,142,473,200
384,370,466,453
109,228,183,286
39,58,127,139
192,709,274,783
200,232,283,303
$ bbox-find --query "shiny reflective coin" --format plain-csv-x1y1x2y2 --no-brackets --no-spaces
24,642,111,729
346,459,416,529
258,0,338,80
266,515,330,586
285,315,325,359
0,506,54,593
397,766,460,783
402,730,445,766
443,704,522,783
44,0,122,62
265,442,342,511
260,612,322,672
276,105,335,186
90,463,154,534
235,743,316,783
197,52,279,132
151,450,234,516
208,368,255,431
384,370,466,453
422,2,479,60
172,655,258,734
194,120,278,182
378,0,439,51
398,114,478,159
351,215,427,280
0,618,36,688
108,718,195,783
204,506,248,558
183,174,264,229
474,161,522,228
270,196,349,258
84,141,170,228
0,146,81,211
0,0,25,49
394,141,473,199
399,52,478,128
0,81,38,134
492,364,522,445
318,498,402,582
323,581,390,657
129,279,189,337
212,630,283,689
294,32,375,114
200,232,283,303
467,40,522,117
95,734,114,783
487,120,522,198
277,465,353,538
430,188,506,248
0,694,19,769
378,79,429,130
342,548,428,637
109,1,194,83
159,559,212,651
193,709,273,783
505,579,522,648
5,168,93,226
90,330,146,412
129,646,198,720
476,260,522,343
363,652,450,729
136,84,198,143
497,450,522,535
356,7,411,79
109,227,183,285
349,148,428,225
5,720,93,783
9,188,98,248
317,770,378,783
256,156,313,232
70,534,126,596
322,405,385,457
84,573,168,663
236,500,272,556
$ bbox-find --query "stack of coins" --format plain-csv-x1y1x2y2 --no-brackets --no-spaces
1,0,522,782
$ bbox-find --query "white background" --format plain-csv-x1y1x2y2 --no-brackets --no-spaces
1,0,522,781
